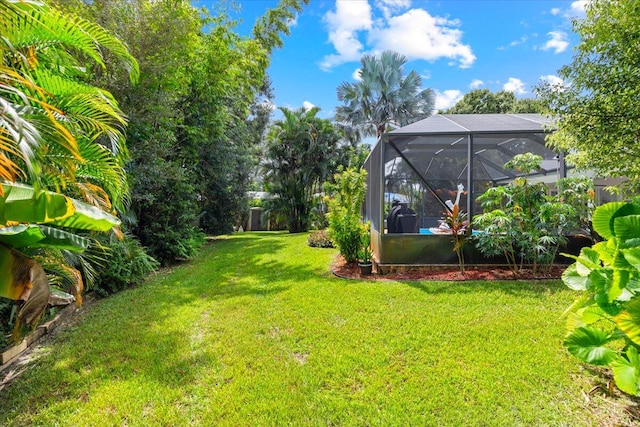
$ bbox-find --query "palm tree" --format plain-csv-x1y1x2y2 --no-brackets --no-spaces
336,50,435,138
263,106,341,233
0,0,138,336
1,0,138,209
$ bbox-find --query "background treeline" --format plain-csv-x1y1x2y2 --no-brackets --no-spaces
52,0,307,265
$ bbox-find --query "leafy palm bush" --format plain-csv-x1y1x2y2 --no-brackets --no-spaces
94,234,159,296
473,153,579,274
562,199,640,396
325,168,368,263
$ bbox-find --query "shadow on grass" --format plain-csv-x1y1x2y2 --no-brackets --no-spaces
0,231,326,423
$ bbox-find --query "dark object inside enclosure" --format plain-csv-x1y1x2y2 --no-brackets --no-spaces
386,200,418,233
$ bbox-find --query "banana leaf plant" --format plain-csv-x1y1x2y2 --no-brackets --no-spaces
0,181,120,340
562,199,640,396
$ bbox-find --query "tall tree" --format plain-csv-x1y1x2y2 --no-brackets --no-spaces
55,0,309,263
538,0,640,193
445,89,543,114
336,50,435,138
263,107,342,233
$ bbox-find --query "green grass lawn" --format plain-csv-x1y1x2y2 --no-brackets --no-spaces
0,232,631,426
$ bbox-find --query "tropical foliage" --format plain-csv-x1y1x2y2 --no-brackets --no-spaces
538,0,640,194
472,153,581,274
325,168,368,264
336,50,435,138
263,106,343,233
0,183,121,339
441,185,469,273
0,0,138,338
1,0,138,204
93,233,159,296
562,199,640,396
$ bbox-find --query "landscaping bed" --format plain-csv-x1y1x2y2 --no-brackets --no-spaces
332,254,567,281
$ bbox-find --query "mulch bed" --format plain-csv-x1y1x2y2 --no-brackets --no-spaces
331,255,566,281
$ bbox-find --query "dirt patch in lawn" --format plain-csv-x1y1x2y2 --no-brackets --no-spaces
331,255,567,281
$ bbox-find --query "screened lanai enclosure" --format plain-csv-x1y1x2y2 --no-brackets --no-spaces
363,113,567,266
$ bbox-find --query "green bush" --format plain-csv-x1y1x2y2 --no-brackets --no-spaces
472,153,579,274
562,199,640,396
307,230,334,248
94,234,159,296
325,168,368,263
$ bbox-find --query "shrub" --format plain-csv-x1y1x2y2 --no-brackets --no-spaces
472,153,579,274
562,199,640,396
307,230,334,248
557,176,596,237
94,234,159,296
325,168,367,263
357,223,372,263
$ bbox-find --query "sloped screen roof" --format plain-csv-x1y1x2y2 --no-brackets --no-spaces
389,113,554,135
384,113,558,183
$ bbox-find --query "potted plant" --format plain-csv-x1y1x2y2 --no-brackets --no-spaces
358,223,373,275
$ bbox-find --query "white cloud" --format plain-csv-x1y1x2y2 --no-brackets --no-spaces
321,1,475,71
302,100,316,111
569,0,590,16
542,31,569,54
368,8,475,68
540,74,563,86
375,0,411,20
550,7,561,15
352,68,362,81
503,77,527,95
539,74,566,92
509,35,528,47
435,89,463,111
320,1,373,70
469,79,484,89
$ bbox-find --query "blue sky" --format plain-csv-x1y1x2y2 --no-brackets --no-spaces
214,0,588,118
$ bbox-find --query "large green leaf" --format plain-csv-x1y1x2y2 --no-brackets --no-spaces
564,326,618,365
612,347,640,396
566,304,609,331
615,298,640,346
34,226,90,252
623,247,640,271
594,240,616,265
0,182,73,225
0,182,120,231
615,215,640,247
592,202,626,239
610,269,630,302
0,224,46,248
590,268,623,315
562,263,588,290
0,224,89,251
48,198,120,231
